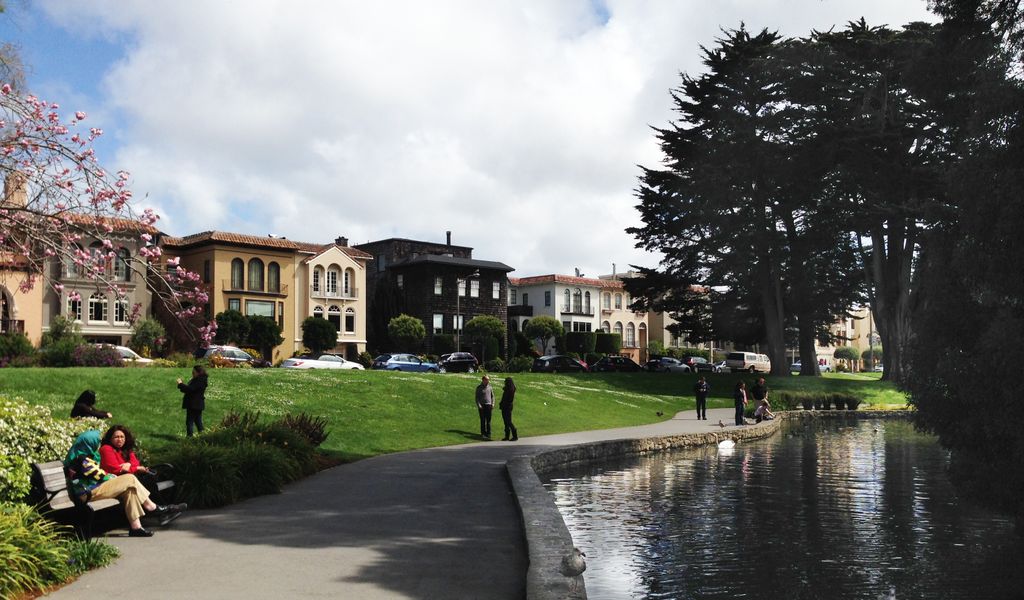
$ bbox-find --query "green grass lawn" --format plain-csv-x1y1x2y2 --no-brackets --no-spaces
2,367,907,463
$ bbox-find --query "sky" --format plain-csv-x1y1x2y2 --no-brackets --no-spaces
0,0,937,278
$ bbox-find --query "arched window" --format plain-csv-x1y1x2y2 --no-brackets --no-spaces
563,289,570,310
572,288,582,313
626,323,636,347
326,267,339,295
248,258,264,291
584,291,591,313
312,266,323,293
112,248,131,281
601,321,610,333
510,320,519,333
89,242,107,276
344,307,355,333
88,292,108,322
313,305,324,318
602,292,611,310
614,293,622,309
327,305,341,332
344,268,355,296
522,319,530,331
231,259,244,290
613,321,623,337
267,262,280,293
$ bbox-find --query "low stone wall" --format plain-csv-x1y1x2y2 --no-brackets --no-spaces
509,410,912,599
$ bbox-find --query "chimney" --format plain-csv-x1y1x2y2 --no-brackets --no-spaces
3,173,28,208
612,263,617,278
446,231,451,246
335,236,348,246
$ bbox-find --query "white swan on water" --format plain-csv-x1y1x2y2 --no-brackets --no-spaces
718,439,736,449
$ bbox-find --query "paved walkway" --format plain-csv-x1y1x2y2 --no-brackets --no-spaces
49,408,744,600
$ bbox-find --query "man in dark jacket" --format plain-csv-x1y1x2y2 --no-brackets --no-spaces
177,365,208,437
751,377,768,408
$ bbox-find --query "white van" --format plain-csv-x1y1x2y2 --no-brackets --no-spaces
725,352,771,373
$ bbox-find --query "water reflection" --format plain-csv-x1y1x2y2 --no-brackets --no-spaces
542,419,1023,600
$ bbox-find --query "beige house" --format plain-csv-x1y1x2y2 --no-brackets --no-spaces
0,257,44,346
596,279,648,363
293,238,371,359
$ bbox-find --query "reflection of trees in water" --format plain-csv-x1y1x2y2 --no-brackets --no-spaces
543,420,1023,600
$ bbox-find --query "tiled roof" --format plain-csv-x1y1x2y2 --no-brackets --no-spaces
509,274,612,288
302,244,373,262
66,213,160,235
163,231,301,250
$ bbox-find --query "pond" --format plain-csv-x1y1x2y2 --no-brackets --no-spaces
542,418,1023,599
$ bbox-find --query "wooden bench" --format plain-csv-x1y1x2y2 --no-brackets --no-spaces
30,461,176,540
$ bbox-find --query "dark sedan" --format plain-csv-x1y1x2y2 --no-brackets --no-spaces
438,352,479,373
682,356,716,372
591,355,643,372
531,355,589,373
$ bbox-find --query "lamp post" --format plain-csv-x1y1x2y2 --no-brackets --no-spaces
455,270,480,352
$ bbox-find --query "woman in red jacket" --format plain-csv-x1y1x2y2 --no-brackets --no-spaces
99,425,152,477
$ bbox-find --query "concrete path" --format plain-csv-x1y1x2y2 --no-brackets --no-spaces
48,408,744,600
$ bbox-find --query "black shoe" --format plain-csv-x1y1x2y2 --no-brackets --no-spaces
511,437,518,441
129,527,154,537
154,502,188,516
159,510,183,527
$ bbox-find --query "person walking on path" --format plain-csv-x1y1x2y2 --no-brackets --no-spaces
177,365,208,437
475,375,494,439
499,377,518,441
693,376,710,420
732,380,748,426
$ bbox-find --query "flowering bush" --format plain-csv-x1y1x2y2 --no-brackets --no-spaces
71,344,123,367
0,396,99,503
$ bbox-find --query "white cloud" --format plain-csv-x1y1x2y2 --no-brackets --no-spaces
37,0,935,276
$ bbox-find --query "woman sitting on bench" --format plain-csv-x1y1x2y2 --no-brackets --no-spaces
65,430,185,537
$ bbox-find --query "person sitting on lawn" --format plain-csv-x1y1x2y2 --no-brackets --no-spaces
70,390,112,419
754,399,775,423
65,430,185,537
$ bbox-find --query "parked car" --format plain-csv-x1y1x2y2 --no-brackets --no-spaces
531,355,589,373
791,361,833,374
101,344,153,365
872,364,884,372
280,354,364,370
681,356,715,372
371,353,439,372
713,360,728,373
438,352,479,373
202,345,265,366
591,355,643,372
644,356,691,373
790,361,802,373
725,351,771,373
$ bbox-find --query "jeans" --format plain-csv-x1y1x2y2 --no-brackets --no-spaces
478,405,492,437
734,401,745,426
186,409,204,437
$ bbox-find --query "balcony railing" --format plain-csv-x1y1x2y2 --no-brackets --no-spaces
222,279,289,295
310,286,359,300
560,305,595,316
1,319,25,335
508,304,533,317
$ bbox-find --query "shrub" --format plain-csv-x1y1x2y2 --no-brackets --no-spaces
150,358,177,368
279,412,330,447
358,351,374,368
40,338,81,367
0,397,98,503
128,318,165,358
836,363,850,372
483,358,506,373
66,539,120,575
432,334,455,355
231,441,291,498
513,332,534,357
508,356,534,373
595,332,621,354
0,333,34,365
166,352,197,368
0,502,75,598
71,344,123,367
846,397,862,410
162,442,240,508
564,331,597,355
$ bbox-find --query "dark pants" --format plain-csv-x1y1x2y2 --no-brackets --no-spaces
186,408,204,437
478,405,492,437
696,397,707,420
501,407,517,440
734,401,745,426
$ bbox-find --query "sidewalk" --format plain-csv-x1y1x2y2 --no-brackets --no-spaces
48,408,746,599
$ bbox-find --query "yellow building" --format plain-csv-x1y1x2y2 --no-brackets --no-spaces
0,257,44,346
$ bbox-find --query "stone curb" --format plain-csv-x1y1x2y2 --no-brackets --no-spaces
508,410,912,599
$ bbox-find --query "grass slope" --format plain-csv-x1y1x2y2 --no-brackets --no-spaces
1,368,906,462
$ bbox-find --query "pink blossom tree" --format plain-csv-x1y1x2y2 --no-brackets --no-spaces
0,83,215,345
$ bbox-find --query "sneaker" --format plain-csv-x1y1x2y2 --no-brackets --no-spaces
129,527,154,537
159,510,183,527
154,503,188,516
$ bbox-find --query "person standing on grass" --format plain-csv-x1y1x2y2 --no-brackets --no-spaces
733,380,748,426
499,377,518,441
475,375,494,439
693,376,710,420
177,365,208,437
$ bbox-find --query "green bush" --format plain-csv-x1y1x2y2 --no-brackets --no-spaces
231,441,290,498
585,352,604,366
483,358,506,372
432,334,455,355
0,333,35,366
0,397,98,503
166,352,198,368
0,502,71,597
279,412,330,447
40,338,81,367
162,442,240,508
595,332,621,354
564,332,597,355
66,539,120,575
513,332,534,356
358,351,374,368
508,356,534,373
128,318,166,358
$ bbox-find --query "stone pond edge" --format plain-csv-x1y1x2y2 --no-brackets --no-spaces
507,409,912,600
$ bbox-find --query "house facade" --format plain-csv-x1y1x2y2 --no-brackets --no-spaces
355,234,513,355
294,238,371,359
0,258,44,346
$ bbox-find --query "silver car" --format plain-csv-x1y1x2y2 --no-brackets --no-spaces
280,354,365,370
